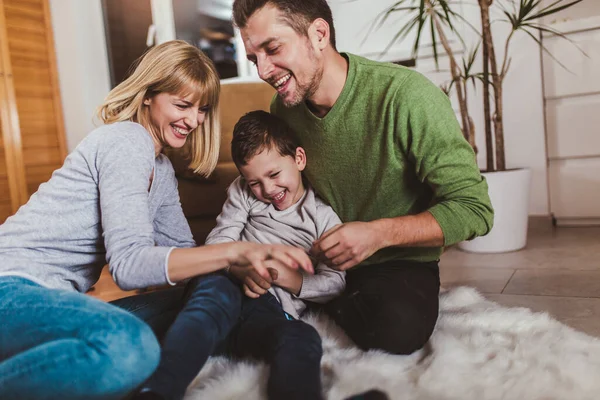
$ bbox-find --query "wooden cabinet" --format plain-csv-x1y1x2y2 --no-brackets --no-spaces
0,0,66,223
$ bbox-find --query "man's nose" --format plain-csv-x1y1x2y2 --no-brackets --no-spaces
257,57,274,81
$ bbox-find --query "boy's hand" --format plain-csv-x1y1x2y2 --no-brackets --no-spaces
230,264,278,298
230,242,314,280
311,221,384,271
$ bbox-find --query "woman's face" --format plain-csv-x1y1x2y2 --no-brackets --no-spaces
144,92,209,154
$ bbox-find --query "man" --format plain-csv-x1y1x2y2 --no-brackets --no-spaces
232,0,493,355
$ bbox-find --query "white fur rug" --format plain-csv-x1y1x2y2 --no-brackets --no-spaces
184,287,600,400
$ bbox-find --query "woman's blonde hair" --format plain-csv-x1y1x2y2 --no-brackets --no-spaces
98,40,221,177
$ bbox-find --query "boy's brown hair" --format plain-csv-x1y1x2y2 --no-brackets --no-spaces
231,110,299,167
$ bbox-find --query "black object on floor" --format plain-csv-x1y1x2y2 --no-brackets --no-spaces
344,389,389,400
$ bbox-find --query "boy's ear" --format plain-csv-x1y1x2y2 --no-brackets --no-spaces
295,147,307,171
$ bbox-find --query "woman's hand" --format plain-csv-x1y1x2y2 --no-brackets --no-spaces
228,242,313,280
167,242,312,285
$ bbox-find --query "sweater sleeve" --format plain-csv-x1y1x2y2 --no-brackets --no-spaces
153,171,196,248
399,72,494,245
97,126,173,290
296,199,346,303
205,176,249,245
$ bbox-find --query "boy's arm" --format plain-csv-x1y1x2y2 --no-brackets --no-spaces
208,178,280,295
268,201,346,301
205,176,248,245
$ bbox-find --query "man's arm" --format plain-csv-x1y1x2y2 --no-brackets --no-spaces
312,71,492,271
312,212,442,271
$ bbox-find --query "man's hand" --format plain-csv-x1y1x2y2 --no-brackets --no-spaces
311,221,386,271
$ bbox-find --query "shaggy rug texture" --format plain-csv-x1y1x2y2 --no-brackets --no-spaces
184,287,600,400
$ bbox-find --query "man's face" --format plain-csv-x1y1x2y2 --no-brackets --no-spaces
241,5,323,107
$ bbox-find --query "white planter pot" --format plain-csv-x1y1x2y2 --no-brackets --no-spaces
457,168,532,253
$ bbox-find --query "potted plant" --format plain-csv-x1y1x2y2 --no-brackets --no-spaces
370,0,582,252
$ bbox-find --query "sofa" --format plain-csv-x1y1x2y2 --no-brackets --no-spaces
171,80,276,245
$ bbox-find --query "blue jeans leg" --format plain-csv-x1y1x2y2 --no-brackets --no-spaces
110,285,187,340
143,273,242,400
230,293,324,400
0,276,160,400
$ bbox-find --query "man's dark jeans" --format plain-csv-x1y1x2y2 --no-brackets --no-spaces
325,259,440,355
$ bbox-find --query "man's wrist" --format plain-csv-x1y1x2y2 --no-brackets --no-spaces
371,218,394,248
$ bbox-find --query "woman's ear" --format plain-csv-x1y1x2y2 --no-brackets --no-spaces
295,147,307,171
143,97,151,106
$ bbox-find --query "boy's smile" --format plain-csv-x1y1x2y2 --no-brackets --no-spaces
240,146,307,211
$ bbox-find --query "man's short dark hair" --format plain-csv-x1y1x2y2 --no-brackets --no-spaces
232,0,336,50
231,110,299,167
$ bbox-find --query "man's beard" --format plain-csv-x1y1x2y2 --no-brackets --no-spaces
281,64,323,108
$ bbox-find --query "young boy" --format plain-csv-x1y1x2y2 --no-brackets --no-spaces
205,110,345,400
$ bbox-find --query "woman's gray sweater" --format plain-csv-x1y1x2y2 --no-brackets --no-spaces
0,122,195,292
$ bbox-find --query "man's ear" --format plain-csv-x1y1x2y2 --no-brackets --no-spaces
295,147,307,171
309,18,330,51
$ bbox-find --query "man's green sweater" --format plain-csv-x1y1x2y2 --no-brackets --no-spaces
272,53,493,265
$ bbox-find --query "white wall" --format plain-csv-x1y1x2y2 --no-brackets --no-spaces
49,0,111,151
329,0,550,215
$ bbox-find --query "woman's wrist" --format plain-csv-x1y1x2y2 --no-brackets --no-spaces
224,241,247,267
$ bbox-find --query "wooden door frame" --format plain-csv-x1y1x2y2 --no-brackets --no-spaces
0,0,27,210
42,0,67,162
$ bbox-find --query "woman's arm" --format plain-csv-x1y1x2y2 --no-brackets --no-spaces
98,125,312,290
167,241,313,283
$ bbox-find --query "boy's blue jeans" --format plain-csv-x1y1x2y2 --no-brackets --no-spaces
0,273,240,400
141,273,242,400
144,275,323,400
228,291,323,400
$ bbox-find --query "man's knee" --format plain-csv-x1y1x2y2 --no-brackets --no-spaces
365,303,437,355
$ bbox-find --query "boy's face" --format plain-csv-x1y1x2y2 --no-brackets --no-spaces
241,4,324,107
240,146,307,211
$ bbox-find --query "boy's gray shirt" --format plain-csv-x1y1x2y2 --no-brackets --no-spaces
0,121,195,292
205,176,345,319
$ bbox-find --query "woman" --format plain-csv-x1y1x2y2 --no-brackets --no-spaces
0,40,312,400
